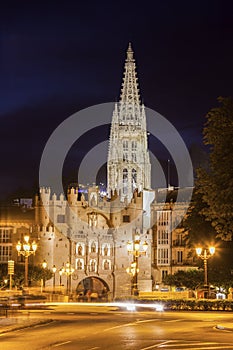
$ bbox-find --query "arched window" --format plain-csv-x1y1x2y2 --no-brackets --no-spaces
132,153,136,162
132,169,137,189
123,140,128,151
132,140,137,151
123,168,128,194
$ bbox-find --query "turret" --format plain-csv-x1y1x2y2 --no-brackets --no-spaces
38,187,51,226
67,187,78,205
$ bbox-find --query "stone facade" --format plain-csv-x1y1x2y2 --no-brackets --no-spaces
34,187,153,298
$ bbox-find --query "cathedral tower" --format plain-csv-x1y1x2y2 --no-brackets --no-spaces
107,43,151,202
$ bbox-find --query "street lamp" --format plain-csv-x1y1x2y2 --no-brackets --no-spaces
41,260,47,292
60,262,74,296
52,265,57,294
16,234,37,288
42,260,47,269
59,268,64,288
127,233,148,296
196,246,215,296
126,262,139,292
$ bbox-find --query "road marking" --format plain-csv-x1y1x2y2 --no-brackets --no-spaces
156,340,233,349
140,343,167,350
103,322,136,331
87,347,100,350
136,319,159,324
164,319,184,322
53,341,72,347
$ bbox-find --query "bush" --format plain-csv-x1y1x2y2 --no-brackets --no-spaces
137,298,233,311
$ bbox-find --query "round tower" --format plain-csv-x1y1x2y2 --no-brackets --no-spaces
39,187,51,226
34,187,55,268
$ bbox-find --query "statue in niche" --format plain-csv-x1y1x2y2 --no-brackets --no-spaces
77,259,83,270
91,242,97,253
90,260,96,272
104,260,110,270
78,244,83,255
103,244,108,256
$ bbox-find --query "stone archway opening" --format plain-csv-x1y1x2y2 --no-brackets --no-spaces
76,276,109,302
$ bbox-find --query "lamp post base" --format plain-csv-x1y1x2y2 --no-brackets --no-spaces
133,288,139,297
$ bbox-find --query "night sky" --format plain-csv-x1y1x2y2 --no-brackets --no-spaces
1,0,233,201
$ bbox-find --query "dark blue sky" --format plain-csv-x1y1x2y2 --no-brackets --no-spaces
1,0,233,200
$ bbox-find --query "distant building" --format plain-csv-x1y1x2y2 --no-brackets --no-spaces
0,204,35,266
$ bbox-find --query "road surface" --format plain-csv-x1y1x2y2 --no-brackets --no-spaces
0,303,232,349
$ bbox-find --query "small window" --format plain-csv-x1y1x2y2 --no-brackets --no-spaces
57,214,65,223
177,251,183,263
123,215,130,223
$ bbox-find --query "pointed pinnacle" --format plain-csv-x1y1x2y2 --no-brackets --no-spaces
127,42,134,61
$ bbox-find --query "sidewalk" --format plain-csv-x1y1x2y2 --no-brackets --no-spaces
0,312,52,334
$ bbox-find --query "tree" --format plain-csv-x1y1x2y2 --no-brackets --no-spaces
197,97,233,240
182,188,217,247
163,266,233,292
0,263,52,288
163,269,203,290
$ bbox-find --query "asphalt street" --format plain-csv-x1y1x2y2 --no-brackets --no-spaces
0,303,233,349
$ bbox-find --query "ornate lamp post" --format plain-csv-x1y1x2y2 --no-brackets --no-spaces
41,260,47,292
16,234,37,288
52,265,57,294
126,261,139,294
59,268,64,287
42,260,47,269
196,246,215,297
60,262,74,296
127,233,148,296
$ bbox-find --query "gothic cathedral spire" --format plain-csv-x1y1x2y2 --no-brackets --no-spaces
107,43,151,202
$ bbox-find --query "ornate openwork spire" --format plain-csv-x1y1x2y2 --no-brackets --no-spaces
120,42,140,106
107,44,151,202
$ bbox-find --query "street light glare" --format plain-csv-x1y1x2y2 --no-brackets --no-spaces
143,241,148,252
209,246,215,255
16,241,21,252
196,247,202,256
24,235,30,244
127,241,133,252
32,241,38,252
